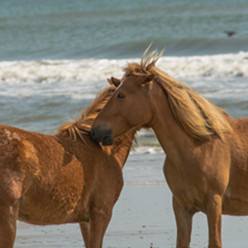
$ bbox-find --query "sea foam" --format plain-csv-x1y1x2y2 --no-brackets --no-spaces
1,52,247,85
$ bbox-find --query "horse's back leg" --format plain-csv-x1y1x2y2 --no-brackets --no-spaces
173,196,195,248
0,201,20,248
0,172,22,248
0,181,21,248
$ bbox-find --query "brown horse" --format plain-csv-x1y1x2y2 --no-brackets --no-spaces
91,49,248,248
0,83,135,248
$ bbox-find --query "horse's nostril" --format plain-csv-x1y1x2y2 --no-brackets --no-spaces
90,128,96,139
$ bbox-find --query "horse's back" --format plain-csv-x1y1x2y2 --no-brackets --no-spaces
0,125,41,196
0,124,62,175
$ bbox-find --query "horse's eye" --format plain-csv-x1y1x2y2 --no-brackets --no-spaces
117,93,125,99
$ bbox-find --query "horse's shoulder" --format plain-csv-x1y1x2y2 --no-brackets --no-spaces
226,117,248,158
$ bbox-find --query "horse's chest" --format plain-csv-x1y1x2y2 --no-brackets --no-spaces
164,160,207,209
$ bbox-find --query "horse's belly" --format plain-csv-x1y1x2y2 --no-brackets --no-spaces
222,187,248,216
18,192,85,225
18,201,68,225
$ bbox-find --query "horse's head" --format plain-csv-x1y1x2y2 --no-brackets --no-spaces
91,47,232,146
91,73,157,146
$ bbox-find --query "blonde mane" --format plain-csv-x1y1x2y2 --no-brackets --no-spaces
125,49,232,141
57,86,116,142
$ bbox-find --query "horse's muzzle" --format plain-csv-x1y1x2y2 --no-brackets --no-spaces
90,126,114,146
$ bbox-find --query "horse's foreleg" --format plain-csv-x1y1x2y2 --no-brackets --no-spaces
80,208,112,248
206,194,222,248
173,196,194,248
79,221,90,247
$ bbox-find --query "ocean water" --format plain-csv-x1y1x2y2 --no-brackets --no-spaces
0,0,248,184
1,0,248,60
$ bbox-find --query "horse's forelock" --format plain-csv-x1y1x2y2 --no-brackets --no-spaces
124,48,163,78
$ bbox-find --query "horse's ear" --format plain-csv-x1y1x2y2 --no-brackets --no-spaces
139,74,155,85
107,77,122,87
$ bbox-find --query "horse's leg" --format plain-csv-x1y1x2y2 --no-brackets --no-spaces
80,209,112,248
173,196,194,248
79,221,90,247
206,194,222,248
0,198,19,248
90,212,112,248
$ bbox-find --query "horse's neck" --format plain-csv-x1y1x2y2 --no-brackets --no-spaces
150,90,195,158
110,131,135,169
56,131,134,169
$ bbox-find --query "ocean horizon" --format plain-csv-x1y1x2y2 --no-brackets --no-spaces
1,0,248,61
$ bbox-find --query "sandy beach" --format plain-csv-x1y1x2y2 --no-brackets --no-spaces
15,153,248,248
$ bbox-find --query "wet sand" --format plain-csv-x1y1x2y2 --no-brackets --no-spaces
15,153,248,248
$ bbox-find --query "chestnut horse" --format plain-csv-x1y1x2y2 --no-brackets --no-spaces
0,84,135,248
91,50,248,248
